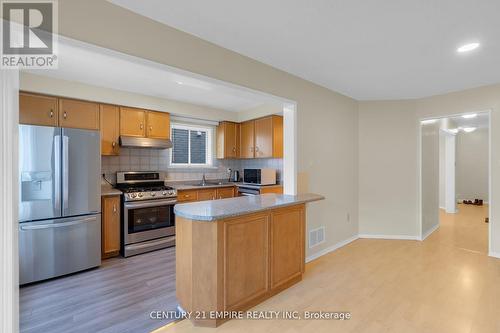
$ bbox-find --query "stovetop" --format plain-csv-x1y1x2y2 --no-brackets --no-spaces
120,185,175,193
115,171,178,202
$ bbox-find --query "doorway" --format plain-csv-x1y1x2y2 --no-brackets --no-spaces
420,112,490,253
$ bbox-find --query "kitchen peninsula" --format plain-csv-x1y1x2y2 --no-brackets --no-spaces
174,193,324,327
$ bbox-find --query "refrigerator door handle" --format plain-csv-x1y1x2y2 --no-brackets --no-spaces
62,135,69,212
20,217,95,230
54,135,61,212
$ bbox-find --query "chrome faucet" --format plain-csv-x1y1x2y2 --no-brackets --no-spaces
201,173,207,186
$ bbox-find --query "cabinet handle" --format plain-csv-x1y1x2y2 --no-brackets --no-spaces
63,111,67,119
113,204,117,213
140,123,143,130
255,146,259,152
112,141,116,148
232,147,236,152
149,126,153,131
49,109,54,118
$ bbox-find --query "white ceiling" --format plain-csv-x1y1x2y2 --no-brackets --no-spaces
110,0,500,100
25,37,282,112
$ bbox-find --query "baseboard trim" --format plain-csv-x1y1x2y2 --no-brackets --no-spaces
358,234,419,240
488,252,500,259
305,235,359,263
421,224,439,241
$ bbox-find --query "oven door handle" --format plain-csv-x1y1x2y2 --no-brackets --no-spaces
124,199,177,209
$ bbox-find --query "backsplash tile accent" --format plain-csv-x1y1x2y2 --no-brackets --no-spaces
102,148,282,184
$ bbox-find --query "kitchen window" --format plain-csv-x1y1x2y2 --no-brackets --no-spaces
170,123,213,167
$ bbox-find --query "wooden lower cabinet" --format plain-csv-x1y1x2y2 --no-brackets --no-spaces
197,189,216,201
176,203,305,327
224,214,269,310
101,195,121,258
216,187,234,199
178,186,235,203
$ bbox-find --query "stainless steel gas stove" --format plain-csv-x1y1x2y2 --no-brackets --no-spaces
116,171,177,257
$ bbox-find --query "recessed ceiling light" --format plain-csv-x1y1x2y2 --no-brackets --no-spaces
448,128,459,134
457,43,480,53
462,127,477,133
462,113,477,119
421,119,437,125
176,81,184,85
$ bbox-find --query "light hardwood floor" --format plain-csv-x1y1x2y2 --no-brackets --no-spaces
157,204,497,333
20,247,177,333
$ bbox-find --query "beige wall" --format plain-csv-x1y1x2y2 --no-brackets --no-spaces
20,73,239,122
359,85,500,254
57,0,359,258
358,100,419,237
237,104,282,122
421,122,440,237
456,128,489,202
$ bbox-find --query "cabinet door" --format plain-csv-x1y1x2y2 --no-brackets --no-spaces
120,107,146,137
272,116,283,158
223,213,269,310
235,123,241,158
240,120,255,159
225,122,237,158
102,195,121,258
270,205,304,290
177,189,198,202
217,187,235,199
147,111,170,139
59,98,100,130
100,104,120,155
197,189,216,201
19,92,58,126
254,116,273,158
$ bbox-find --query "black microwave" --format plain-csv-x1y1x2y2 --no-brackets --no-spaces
243,168,276,185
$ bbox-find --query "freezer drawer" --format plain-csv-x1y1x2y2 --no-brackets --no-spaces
19,214,101,285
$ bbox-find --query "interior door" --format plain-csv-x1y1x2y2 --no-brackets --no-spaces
19,125,62,222
62,128,101,217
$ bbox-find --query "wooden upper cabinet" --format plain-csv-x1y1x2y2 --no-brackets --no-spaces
216,121,239,159
101,195,121,258
146,111,170,139
59,98,100,130
100,104,120,155
120,107,146,137
240,120,255,159
19,92,58,126
254,115,283,159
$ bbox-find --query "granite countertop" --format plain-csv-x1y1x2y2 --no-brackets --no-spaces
101,184,122,196
174,193,324,221
167,180,238,191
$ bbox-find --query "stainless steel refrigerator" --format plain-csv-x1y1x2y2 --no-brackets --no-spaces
19,124,101,285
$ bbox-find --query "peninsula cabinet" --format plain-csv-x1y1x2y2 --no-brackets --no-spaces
120,107,170,139
176,203,305,327
101,195,121,258
19,92,58,126
100,104,120,155
177,186,236,203
216,121,240,159
58,98,100,130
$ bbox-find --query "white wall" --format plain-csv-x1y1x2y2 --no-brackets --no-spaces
57,0,359,258
439,132,445,209
456,127,489,202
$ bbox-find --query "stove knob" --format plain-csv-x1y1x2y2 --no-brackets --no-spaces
129,193,136,198
151,192,156,197
162,191,167,196
138,193,143,198
169,190,175,196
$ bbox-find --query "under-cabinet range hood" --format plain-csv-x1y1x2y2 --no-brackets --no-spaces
119,136,173,149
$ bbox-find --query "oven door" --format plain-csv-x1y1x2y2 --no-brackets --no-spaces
123,198,176,245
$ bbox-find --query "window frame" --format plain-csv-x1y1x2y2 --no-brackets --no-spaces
169,122,214,168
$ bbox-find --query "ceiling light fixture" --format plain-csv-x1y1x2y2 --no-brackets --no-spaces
462,113,477,119
421,119,437,125
462,127,477,133
457,42,480,53
176,81,184,85
447,128,459,134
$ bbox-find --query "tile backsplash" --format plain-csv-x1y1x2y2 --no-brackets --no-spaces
102,148,282,184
